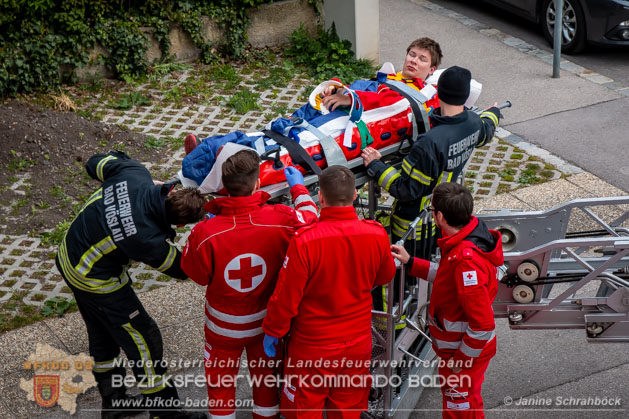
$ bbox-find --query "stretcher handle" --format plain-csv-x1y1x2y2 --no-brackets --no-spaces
496,100,512,110
472,100,512,115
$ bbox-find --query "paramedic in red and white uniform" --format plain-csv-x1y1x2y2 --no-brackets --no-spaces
391,182,503,418
262,166,396,419
181,149,318,419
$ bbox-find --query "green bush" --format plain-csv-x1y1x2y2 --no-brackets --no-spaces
0,0,282,97
286,23,375,83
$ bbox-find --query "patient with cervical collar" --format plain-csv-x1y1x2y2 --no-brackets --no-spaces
179,37,481,194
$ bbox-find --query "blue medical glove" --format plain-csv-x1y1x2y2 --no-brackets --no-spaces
263,334,279,358
284,166,305,187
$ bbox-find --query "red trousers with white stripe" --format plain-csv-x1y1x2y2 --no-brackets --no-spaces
280,334,372,419
437,348,494,419
204,335,280,418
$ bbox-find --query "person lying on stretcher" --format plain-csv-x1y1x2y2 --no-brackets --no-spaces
319,37,442,114
179,37,477,193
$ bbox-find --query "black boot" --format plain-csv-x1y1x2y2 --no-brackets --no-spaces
101,389,145,419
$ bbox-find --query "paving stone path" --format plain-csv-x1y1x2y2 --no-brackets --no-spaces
0,66,574,314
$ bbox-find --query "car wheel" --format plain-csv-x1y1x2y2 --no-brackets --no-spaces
542,0,586,54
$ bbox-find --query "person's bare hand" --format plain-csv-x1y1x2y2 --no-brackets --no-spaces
361,147,382,166
321,86,337,97
321,89,350,112
391,244,410,264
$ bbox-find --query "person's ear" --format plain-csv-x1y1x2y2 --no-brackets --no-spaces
428,66,437,76
254,178,261,192
353,189,357,201
318,190,325,207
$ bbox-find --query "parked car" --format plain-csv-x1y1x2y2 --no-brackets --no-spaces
483,0,629,53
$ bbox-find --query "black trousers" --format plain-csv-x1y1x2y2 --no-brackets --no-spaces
56,257,180,411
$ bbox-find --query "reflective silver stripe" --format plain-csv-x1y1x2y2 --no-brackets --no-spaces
437,171,453,184
466,328,496,341
433,338,461,350
122,322,165,393
157,244,177,272
459,341,483,358
210,413,236,419
58,237,129,293
402,161,432,185
253,404,280,417
443,319,469,333
426,262,439,283
298,205,318,215
206,301,267,324
378,167,401,190
75,236,117,276
294,194,314,207
481,110,499,126
141,374,170,395
96,155,117,181
205,318,263,338
93,356,121,372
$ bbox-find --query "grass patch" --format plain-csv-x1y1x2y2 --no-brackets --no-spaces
482,174,495,180
496,183,511,194
465,171,477,179
143,136,165,150
510,153,524,160
226,90,261,114
39,220,71,246
110,91,152,110
498,168,516,182
41,297,77,317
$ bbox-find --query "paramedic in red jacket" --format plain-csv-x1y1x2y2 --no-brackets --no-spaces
181,150,318,419
391,182,503,418
262,166,397,419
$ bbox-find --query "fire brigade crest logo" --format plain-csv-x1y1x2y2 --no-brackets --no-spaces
34,375,60,407
224,253,267,292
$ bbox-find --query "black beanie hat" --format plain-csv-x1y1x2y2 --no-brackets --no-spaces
437,66,471,106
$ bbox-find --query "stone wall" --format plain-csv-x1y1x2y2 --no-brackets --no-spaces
77,0,321,80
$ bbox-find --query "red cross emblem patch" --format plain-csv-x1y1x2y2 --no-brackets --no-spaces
462,270,478,286
224,253,267,292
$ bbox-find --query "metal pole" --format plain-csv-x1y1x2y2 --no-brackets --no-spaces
552,0,564,78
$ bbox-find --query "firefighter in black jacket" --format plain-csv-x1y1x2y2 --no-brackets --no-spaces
362,65,500,254
55,151,207,419
362,66,500,321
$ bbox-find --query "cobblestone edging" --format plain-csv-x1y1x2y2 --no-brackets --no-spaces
1,66,579,314
411,0,629,96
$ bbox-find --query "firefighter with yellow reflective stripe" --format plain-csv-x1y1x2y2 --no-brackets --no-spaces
362,66,500,326
55,151,207,419
391,183,503,418
362,66,500,251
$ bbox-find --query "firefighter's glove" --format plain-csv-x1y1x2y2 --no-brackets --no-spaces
284,166,305,187
263,334,279,358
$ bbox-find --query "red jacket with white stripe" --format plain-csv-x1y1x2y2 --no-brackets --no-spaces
262,206,396,346
180,185,317,344
408,217,503,366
